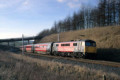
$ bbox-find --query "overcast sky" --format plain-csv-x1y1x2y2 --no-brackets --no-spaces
0,0,99,39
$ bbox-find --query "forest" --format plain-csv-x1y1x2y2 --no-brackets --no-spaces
37,0,120,38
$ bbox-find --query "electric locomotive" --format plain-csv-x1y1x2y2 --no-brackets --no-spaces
52,40,96,58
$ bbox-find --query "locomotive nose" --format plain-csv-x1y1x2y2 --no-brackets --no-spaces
85,46,97,53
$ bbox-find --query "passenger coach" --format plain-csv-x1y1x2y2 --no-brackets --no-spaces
34,43,53,54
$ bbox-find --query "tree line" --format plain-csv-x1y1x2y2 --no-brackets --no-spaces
36,0,120,40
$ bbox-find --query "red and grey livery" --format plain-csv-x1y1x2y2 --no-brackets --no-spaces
34,43,53,54
52,40,96,58
20,40,96,58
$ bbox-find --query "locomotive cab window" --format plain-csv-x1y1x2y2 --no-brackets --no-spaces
85,41,96,47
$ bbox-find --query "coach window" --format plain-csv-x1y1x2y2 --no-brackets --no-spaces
73,43,77,46
36,46,39,48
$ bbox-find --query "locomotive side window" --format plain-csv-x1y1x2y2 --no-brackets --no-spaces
61,44,64,46
73,43,77,46
66,44,70,46
61,44,70,46
56,44,59,46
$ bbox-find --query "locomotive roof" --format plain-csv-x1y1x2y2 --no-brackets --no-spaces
54,39,95,43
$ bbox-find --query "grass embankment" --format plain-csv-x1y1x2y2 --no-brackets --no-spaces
0,50,119,80
39,26,120,49
38,26,120,62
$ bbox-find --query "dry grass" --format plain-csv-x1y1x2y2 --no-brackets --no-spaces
39,26,120,49
0,50,119,80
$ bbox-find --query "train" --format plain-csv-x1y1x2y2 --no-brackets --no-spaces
20,40,97,58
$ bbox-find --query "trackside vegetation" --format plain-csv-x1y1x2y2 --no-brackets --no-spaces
0,50,119,80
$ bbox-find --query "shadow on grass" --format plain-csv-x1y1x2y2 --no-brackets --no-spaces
94,48,120,62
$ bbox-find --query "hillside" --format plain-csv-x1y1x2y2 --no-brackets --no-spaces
39,26,120,49
38,26,120,62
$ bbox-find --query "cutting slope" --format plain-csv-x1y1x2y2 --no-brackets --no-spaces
38,26,120,62
39,26,120,49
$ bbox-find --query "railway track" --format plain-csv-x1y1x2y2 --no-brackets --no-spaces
24,52,120,68
22,52,120,75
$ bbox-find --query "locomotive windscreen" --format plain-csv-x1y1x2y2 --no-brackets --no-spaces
85,41,96,47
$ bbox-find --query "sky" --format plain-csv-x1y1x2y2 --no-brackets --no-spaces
0,0,99,39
